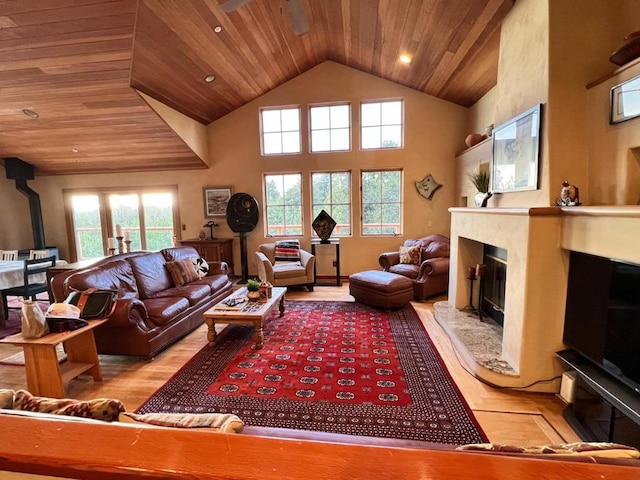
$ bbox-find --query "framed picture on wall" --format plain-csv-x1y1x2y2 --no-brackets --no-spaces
203,186,233,217
610,74,640,124
491,104,542,193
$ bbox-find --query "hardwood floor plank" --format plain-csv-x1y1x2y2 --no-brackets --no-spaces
0,284,579,446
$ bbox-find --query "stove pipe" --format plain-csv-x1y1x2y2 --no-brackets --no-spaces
4,157,46,249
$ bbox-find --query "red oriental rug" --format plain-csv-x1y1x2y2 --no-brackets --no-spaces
137,301,487,445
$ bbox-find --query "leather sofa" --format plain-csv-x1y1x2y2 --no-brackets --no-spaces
378,234,450,300
51,247,233,359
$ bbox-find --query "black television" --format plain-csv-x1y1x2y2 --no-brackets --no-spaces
563,251,640,394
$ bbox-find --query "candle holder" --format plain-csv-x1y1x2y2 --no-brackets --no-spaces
124,240,132,253
460,266,478,315
475,264,486,322
116,236,124,254
108,248,116,256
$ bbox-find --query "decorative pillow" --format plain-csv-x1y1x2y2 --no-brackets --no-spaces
165,258,199,286
119,412,244,433
274,240,301,262
456,442,640,459
191,257,210,279
13,390,125,422
399,245,421,265
0,389,15,409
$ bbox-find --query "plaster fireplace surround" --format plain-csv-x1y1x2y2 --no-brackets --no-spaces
437,206,640,393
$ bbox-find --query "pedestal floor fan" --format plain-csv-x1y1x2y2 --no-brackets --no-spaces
226,193,259,283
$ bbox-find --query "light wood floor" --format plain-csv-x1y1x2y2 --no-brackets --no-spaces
0,284,580,446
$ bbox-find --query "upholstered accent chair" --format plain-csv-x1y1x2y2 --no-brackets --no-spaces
255,243,315,291
378,234,450,300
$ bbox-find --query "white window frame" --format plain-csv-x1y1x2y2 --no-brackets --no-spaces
360,99,404,150
263,173,303,237
260,106,301,156
311,171,352,237
360,169,403,236
309,103,351,153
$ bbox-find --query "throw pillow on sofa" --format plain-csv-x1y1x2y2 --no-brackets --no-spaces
13,390,125,422
166,258,200,286
399,245,421,265
120,412,244,433
191,257,210,279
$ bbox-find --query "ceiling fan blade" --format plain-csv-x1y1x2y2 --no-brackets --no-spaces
286,0,309,35
219,0,254,13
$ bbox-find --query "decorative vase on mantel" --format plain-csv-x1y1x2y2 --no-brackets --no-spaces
474,191,493,208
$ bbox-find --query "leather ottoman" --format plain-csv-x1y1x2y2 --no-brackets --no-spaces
349,270,414,309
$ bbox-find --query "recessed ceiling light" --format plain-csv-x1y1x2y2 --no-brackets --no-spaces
204,74,217,83
213,25,222,33
22,108,39,118
399,55,412,64
71,148,79,153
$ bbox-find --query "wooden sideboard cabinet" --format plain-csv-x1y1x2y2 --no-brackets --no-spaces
179,238,234,275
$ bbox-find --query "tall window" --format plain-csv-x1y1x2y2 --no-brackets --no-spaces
361,170,402,235
64,187,178,261
311,171,351,236
309,104,350,152
260,107,301,155
264,173,303,236
361,100,403,149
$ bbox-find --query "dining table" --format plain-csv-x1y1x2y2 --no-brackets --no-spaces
0,259,67,323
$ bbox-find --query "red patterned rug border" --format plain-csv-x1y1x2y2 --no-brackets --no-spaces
136,301,488,445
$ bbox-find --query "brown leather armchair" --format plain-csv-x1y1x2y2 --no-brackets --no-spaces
378,234,450,300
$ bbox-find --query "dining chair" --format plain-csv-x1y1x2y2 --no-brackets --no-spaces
1,255,56,320
29,249,49,260
1,250,18,261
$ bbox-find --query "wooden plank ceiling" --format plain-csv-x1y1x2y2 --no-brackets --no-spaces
0,0,514,176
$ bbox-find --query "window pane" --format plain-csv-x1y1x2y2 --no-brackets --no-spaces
281,108,300,131
71,195,104,260
333,204,350,235
142,192,174,252
381,125,402,148
381,101,402,125
363,203,381,225
283,174,301,205
311,171,351,238
312,173,330,203
263,132,282,154
331,105,350,128
311,130,331,152
331,128,350,150
361,169,402,236
261,110,281,133
362,172,381,203
361,126,380,149
281,131,301,153
332,173,350,203
361,103,380,127
264,173,302,237
311,106,330,129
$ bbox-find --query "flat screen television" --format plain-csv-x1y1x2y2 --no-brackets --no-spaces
563,251,640,394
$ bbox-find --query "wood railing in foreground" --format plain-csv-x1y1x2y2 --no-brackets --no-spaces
0,415,637,480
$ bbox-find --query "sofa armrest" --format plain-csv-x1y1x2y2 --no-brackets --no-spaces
300,250,315,279
379,251,400,271
206,261,229,276
255,251,274,283
416,257,450,281
109,297,155,331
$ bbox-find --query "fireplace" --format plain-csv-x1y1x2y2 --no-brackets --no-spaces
481,245,507,326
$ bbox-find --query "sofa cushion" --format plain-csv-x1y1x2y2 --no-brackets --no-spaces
142,296,190,325
422,241,450,259
191,274,231,294
399,245,421,264
162,246,200,262
389,264,419,279
119,412,244,433
128,252,174,299
13,390,124,422
273,263,306,279
166,258,199,287
149,284,211,306
65,260,138,299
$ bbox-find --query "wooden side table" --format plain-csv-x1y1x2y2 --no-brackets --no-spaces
0,319,107,398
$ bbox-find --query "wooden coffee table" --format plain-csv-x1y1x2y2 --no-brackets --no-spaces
0,319,107,398
203,287,287,349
